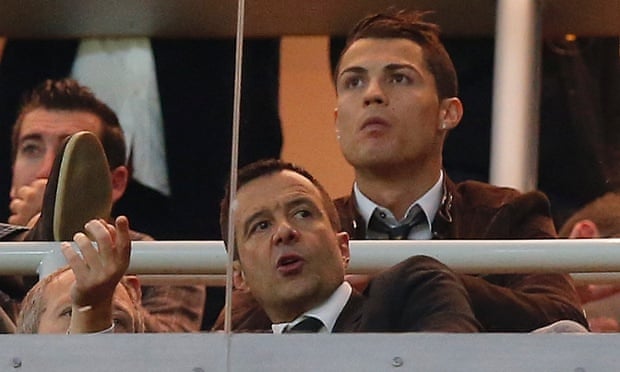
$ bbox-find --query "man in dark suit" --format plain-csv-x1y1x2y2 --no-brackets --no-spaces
219,159,479,333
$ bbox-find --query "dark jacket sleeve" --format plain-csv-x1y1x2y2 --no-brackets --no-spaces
449,182,588,331
460,273,586,332
361,256,480,333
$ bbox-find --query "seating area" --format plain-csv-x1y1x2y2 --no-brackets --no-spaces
2,1,620,370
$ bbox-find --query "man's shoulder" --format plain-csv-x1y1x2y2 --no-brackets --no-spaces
451,179,550,210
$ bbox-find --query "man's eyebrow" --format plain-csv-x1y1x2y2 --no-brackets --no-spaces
241,209,268,237
384,63,419,74
339,63,420,79
285,195,321,212
17,133,43,144
338,66,366,79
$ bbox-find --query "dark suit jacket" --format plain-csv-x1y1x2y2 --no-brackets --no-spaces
333,256,480,333
214,256,480,333
333,175,588,332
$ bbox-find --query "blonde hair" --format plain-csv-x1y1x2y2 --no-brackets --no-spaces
16,266,145,333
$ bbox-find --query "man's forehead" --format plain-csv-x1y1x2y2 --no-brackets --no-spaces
112,285,135,307
41,271,73,306
235,170,321,211
339,38,424,71
20,109,102,139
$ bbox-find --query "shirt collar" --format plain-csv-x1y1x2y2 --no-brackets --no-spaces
272,281,352,334
353,171,443,235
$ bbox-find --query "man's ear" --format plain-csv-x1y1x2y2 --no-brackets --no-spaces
438,97,463,131
336,232,350,268
569,219,600,239
334,108,341,141
123,275,142,303
110,165,129,203
233,260,250,292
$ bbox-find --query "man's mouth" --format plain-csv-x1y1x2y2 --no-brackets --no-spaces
361,116,390,132
276,254,304,275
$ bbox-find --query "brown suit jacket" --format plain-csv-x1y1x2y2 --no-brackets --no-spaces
334,176,587,332
130,231,206,332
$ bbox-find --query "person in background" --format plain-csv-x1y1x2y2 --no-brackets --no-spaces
0,37,282,330
559,192,620,332
17,216,145,334
4,79,205,331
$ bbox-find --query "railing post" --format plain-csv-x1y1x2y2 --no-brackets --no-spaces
490,0,541,191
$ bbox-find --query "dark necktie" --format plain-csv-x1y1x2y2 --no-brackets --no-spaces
286,317,324,333
367,204,425,240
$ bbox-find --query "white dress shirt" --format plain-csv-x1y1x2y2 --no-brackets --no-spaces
354,171,444,240
272,281,352,334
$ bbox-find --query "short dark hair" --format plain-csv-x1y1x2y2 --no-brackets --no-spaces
335,9,458,99
220,159,341,256
11,78,126,169
559,192,620,238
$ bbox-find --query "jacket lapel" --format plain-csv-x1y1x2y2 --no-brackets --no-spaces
332,291,364,332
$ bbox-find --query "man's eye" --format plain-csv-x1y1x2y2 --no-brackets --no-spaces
19,143,43,157
294,210,311,219
343,76,364,89
60,308,72,317
251,220,270,233
113,317,131,332
389,73,411,84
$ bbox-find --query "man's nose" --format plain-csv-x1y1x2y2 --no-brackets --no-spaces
36,150,56,179
272,220,300,245
363,80,388,106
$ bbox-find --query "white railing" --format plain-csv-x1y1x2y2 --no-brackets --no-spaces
1,238,619,372
1,239,620,282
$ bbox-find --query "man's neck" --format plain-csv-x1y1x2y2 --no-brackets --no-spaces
267,282,349,324
355,162,441,220
267,294,329,324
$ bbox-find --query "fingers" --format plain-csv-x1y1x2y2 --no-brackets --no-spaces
60,241,83,273
83,220,116,265
8,180,47,225
114,216,131,262
75,231,102,270
65,218,131,277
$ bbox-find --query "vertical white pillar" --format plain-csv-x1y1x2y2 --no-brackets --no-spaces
490,0,541,191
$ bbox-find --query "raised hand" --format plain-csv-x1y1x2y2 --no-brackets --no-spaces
60,216,131,333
